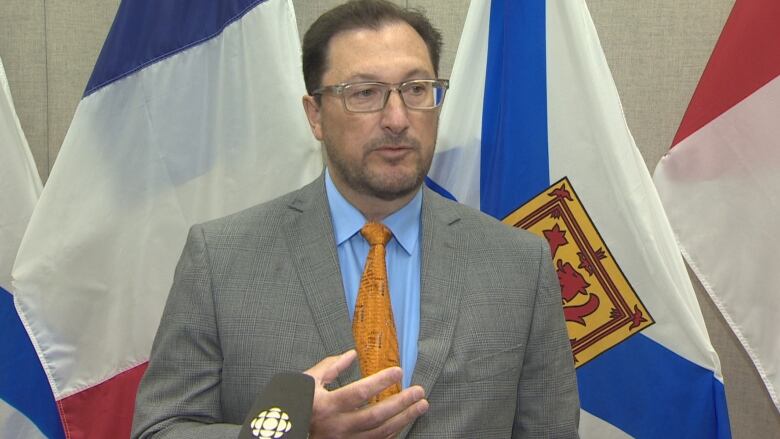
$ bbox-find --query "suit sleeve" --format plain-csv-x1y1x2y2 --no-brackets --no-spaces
512,239,580,438
131,225,240,439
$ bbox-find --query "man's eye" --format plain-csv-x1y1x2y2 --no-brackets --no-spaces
350,87,379,99
406,84,427,95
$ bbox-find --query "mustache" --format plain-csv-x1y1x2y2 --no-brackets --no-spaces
365,134,421,151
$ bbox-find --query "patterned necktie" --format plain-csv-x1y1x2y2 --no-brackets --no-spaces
353,222,401,403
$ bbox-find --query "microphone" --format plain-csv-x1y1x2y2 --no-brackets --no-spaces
238,372,315,439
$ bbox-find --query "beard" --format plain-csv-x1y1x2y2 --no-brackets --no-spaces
324,133,434,201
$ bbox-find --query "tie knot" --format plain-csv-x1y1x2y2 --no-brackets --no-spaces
361,222,392,247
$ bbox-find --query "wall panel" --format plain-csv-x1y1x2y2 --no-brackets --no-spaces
407,0,469,79
0,0,48,180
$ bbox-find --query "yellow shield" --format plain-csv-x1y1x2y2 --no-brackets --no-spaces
502,177,654,367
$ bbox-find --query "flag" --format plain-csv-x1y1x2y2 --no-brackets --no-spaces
429,0,731,437
11,0,322,437
0,56,61,439
654,0,780,414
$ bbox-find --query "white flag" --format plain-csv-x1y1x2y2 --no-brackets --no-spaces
0,56,41,287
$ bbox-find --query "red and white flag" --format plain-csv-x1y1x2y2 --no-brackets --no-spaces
654,0,780,412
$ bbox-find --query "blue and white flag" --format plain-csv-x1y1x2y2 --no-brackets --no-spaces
0,56,59,439
429,1,731,437
11,1,321,437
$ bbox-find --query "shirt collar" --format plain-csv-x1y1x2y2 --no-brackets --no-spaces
325,168,421,255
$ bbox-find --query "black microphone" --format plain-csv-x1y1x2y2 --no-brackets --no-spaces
238,372,315,439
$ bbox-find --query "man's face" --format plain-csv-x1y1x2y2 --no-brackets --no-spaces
303,22,439,202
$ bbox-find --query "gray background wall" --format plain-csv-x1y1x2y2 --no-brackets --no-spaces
1,0,778,437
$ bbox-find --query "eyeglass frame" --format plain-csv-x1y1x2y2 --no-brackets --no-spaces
310,78,450,113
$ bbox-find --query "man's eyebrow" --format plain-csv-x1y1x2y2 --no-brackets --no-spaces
343,74,382,83
403,68,435,79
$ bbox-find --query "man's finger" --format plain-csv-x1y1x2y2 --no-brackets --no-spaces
367,397,429,439
305,350,358,386
329,367,405,411
352,385,427,432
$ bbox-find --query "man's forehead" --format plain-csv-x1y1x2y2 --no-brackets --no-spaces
324,22,434,80
328,21,416,44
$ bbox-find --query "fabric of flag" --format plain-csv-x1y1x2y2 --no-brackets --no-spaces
0,56,62,439
654,0,780,414
0,57,42,302
11,1,322,437
428,1,731,437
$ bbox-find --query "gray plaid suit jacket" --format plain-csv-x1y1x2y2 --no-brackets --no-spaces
132,175,579,438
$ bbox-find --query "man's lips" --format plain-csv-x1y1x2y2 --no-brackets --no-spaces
376,144,412,150
372,145,414,159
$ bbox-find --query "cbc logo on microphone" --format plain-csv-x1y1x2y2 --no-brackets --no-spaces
250,407,292,438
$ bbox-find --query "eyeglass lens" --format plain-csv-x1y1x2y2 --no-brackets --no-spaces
343,81,446,112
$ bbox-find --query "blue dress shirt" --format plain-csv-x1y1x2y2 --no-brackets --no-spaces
325,170,421,389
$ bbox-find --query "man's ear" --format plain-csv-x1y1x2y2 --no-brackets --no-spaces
302,95,324,141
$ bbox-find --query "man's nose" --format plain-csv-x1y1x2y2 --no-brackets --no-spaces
380,90,411,134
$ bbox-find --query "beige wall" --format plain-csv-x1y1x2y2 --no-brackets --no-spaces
1,0,778,436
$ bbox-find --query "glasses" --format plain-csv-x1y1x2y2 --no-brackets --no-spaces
312,79,449,113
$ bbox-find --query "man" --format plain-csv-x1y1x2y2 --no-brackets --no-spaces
132,1,579,438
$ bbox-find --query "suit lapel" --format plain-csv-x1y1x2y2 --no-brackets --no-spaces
401,188,467,439
283,179,468,428
283,176,362,387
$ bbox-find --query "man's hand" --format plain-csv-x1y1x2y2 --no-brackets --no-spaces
304,350,429,439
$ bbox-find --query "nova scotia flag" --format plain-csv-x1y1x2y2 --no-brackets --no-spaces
429,1,731,437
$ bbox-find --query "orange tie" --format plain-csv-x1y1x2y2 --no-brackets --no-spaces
353,222,401,403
